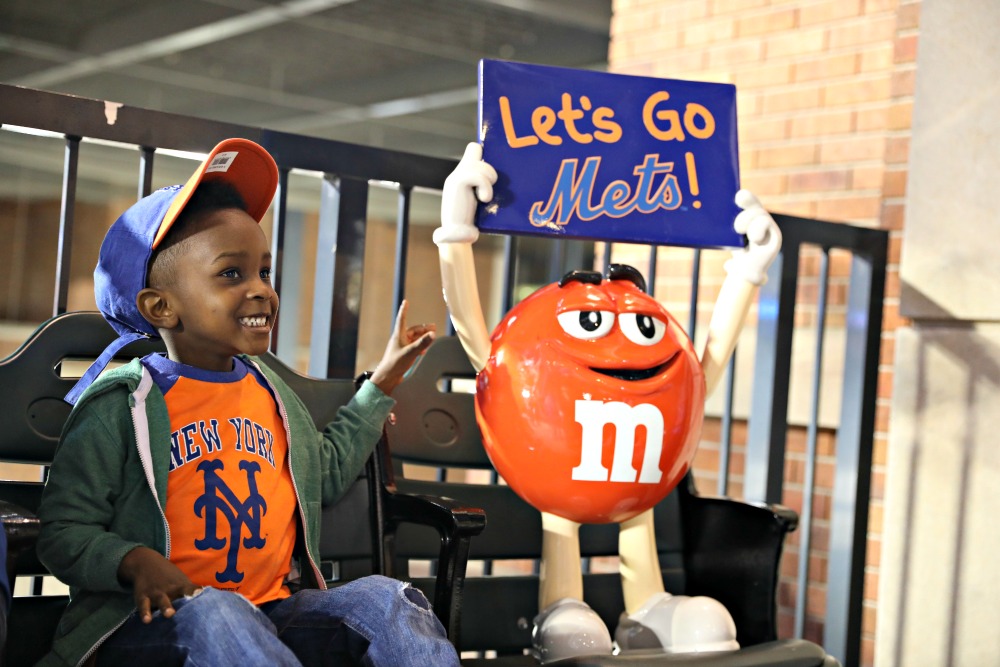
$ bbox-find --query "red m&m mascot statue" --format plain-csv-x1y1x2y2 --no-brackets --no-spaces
435,143,781,662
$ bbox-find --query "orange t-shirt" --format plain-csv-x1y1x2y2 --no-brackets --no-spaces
144,354,298,604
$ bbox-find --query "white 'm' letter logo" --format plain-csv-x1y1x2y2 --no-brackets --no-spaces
572,399,664,484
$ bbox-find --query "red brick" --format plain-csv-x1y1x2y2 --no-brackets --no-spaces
793,52,860,82
740,116,789,142
861,638,875,667
884,136,910,164
656,0,712,20
882,167,908,197
816,195,883,222
789,109,855,137
819,136,887,163
651,51,708,77
823,75,892,106
765,28,828,58
799,0,863,25
887,101,913,130
877,366,894,400
862,601,878,635
755,143,820,168
891,69,917,97
897,2,922,30
862,0,900,13
738,173,788,196
682,18,736,46
859,44,895,72
631,28,683,54
611,6,665,34
732,61,793,87
708,40,764,67
880,202,907,230
761,86,823,113
770,197,818,218
894,34,919,63
852,165,886,190
828,16,897,49
709,0,769,14
736,8,798,36
788,169,851,192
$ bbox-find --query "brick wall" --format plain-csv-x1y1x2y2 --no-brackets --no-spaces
607,1,921,664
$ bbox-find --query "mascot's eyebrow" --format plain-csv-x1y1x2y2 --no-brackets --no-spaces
606,264,647,293
558,270,603,288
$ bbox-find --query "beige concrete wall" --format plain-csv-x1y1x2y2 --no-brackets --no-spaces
878,0,1000,665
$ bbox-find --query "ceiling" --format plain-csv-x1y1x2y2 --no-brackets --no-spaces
0,0,612,160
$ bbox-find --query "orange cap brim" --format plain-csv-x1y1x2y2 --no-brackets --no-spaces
152,138,279,249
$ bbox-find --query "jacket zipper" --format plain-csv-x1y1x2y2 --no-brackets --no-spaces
250,360,326,591
76,370,168,667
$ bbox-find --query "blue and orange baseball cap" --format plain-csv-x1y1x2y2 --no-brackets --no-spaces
65,138,279,404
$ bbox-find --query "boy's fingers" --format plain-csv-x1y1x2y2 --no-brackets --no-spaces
405,323,436,342
138,597,152,623
404,331,435,354
392,300,409,340
157,593,176,618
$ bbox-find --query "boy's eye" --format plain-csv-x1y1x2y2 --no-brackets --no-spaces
220,268,240,279
260,268,272,281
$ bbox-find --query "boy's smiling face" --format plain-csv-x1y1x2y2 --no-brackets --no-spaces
144,207,278,371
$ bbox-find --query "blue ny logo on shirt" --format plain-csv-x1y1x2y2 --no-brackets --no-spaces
194,459,267,583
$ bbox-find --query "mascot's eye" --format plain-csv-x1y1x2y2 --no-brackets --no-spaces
557,310,615,340
619,313,667,346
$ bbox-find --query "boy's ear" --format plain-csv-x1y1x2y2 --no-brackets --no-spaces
136,288,178,331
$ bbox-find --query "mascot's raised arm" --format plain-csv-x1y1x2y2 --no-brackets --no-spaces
435,141,781,662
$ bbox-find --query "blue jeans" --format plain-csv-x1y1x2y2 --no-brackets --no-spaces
96,576,459,667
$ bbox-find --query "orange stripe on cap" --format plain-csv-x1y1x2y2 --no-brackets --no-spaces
152,138,279,249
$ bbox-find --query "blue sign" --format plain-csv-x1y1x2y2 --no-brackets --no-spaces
476,59,744,249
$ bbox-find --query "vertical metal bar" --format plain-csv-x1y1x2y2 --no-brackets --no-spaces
795,248,831,638
307,174,368,379
687,248,702,338
269,167,290,353
53,135,80,316
717,352,736,496
501,235,517,314
392,186,412,315
138,146,155,199
745,233,800,504
549,238,566,284
601,242,613,272
646,245,658,295
275,211,304,367
825,239,887,667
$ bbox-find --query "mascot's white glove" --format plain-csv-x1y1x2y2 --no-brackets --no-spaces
434,142,498,245
724,189,782,286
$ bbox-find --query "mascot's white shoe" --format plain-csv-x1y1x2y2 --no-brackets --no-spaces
532,598,613,663
614,592,739,654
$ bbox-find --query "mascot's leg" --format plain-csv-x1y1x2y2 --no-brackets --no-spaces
532,512,613,663
615,509,738,654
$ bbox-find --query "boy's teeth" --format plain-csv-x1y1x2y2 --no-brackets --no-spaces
240,316,267,327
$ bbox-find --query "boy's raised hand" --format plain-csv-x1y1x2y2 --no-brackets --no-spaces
370,300,436,395
118,546,201,623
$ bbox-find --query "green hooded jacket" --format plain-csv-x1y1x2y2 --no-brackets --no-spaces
35,355,394,667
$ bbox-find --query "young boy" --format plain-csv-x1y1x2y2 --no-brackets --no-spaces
36,138,454,667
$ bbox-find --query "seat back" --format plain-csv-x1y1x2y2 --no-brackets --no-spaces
0,313,162,665
0,312,382,665
385,336,796,657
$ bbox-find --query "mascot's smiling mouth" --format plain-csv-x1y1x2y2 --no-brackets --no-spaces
590,352,678,382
